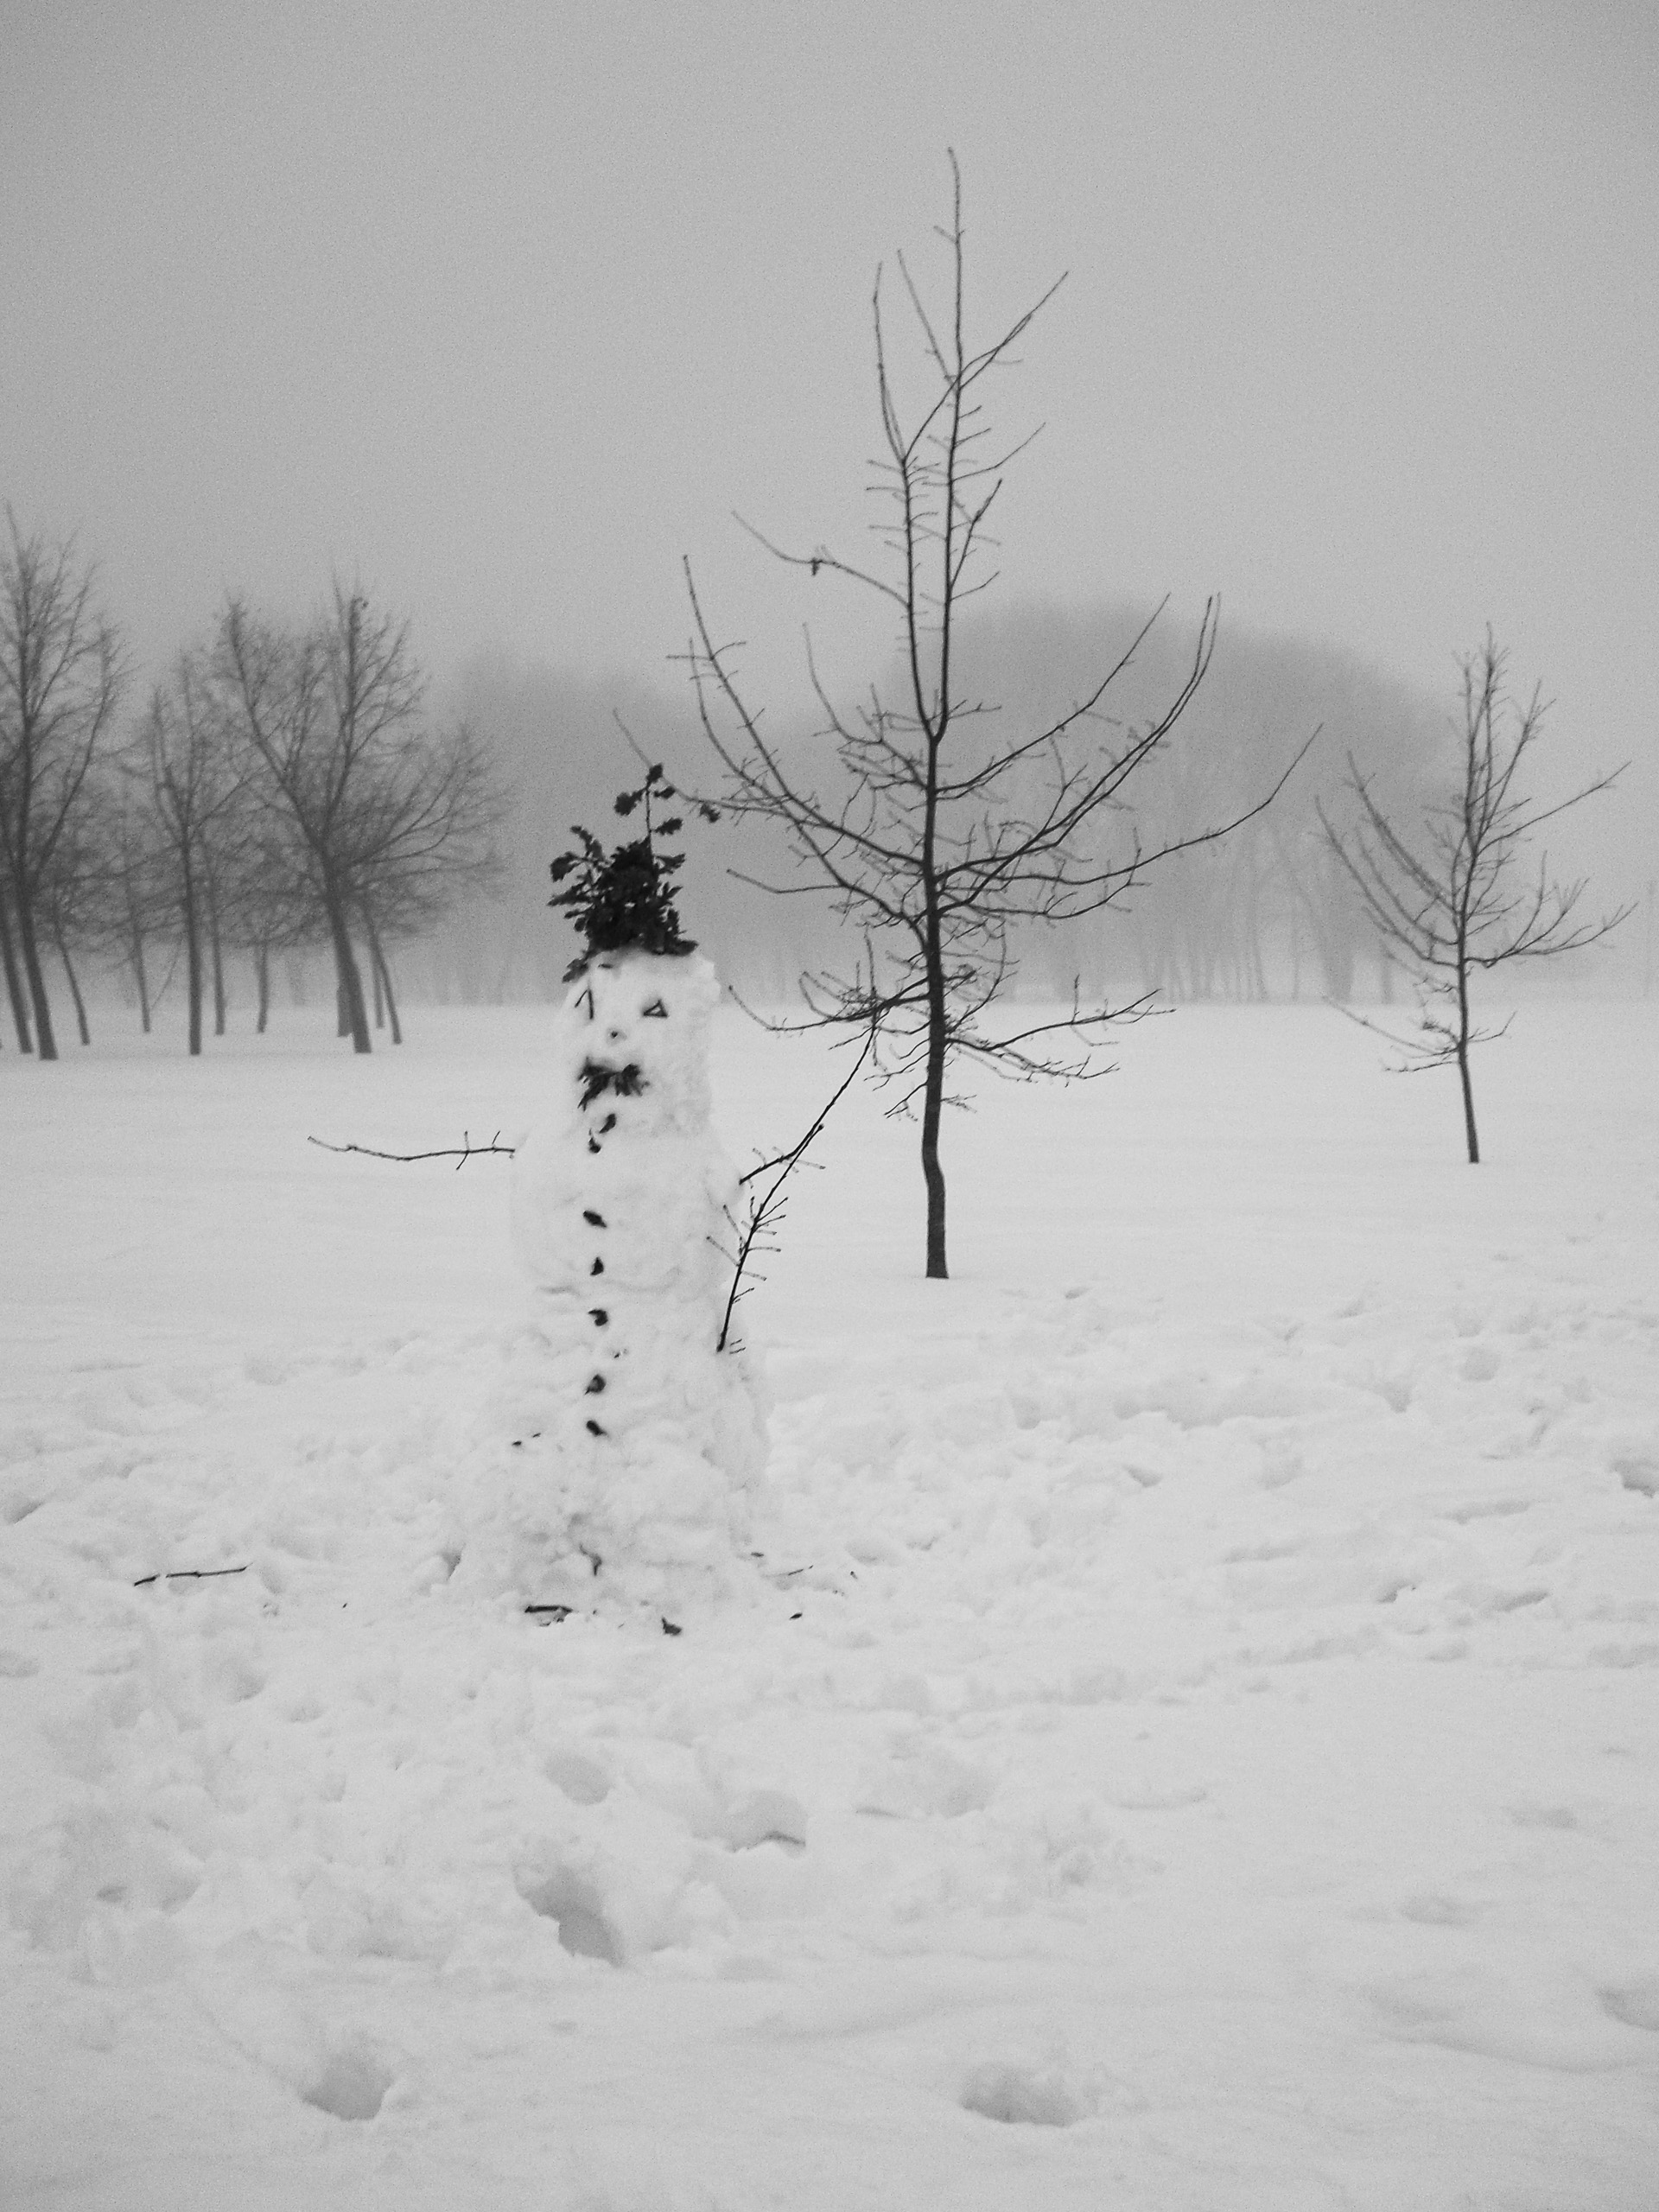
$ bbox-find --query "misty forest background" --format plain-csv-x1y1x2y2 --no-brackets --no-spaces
1,541,1649,1061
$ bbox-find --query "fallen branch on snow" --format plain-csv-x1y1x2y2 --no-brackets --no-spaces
133,1565,250,1588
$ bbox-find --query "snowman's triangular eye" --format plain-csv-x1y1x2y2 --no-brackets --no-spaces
642,998,668,1019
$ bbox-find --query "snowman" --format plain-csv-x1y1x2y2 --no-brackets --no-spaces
474,775,767,1615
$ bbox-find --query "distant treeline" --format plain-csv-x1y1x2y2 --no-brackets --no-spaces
6,511,1565,1055
0,518,498,1058
422,600,1451,1012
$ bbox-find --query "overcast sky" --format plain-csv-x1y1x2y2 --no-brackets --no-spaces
4,0,1655,895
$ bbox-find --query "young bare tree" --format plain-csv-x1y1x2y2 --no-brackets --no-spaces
0,515,127,1058
1319,630,1627,1163
684,158,1305,1277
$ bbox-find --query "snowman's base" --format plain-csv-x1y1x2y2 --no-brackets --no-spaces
449,1457,758,1624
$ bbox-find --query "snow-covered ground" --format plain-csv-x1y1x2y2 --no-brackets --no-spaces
3,997,1656,2211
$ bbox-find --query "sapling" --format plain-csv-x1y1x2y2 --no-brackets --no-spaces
1319,632,1627,1162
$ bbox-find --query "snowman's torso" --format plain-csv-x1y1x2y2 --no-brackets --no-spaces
480,950,766,1609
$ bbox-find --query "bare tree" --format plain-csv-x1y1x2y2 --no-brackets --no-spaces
138,652,251,1055
684,158,1305,1276
347,717,504,1044
214,586,501,1052
214,591,377,1052
0,515,127,1058
1319,630,1627,1163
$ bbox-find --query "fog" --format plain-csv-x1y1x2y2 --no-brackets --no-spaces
4,0,1654,1010
417,601,1643,1014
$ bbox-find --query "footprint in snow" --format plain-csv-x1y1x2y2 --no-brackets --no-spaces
1612,1453,1659,1497
960,2059,1096,2127
1508,1802,1579,1831
1599,1982,1659,2033
301,2039,398,2122
544,1748,611,1805
1400,1892,1483,1927
517,1865,625,1965
718,1789,808,1853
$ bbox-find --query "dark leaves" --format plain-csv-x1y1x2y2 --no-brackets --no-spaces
577,1058,645,1109
545,770,718,972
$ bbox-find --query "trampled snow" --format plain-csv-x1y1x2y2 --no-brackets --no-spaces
2,998,1656,2209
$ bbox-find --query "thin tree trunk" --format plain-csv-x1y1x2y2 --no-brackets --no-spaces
130,923,151,1034
326,895,372,1052
1455,957,1479,1164
15,893,58,1059
1457,1038,1479,1164
362,907,402,1046
0,880,33,1051
52,921,92,1046
254,942,270,1034
371,940,385,1028
207,870,227,1037
920,1067,947,1275
918,701,949,1277
181,862,204,1058
921,912,948,1279
1247,892,1269,1001
378,945,402,1046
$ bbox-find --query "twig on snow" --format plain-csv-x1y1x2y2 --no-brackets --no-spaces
133,1565,250,1588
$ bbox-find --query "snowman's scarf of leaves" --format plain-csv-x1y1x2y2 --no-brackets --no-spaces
548,766,720,982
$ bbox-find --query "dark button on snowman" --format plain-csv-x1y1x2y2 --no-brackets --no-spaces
495,772,766,1614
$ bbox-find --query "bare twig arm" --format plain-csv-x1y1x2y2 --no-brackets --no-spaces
308,1131,515,1168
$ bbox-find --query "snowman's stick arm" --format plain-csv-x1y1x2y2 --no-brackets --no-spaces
308,1131,515,1170
736,1023,879,1187
718,1021,880,1352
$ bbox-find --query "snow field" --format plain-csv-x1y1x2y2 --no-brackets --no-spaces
2,999,1656,2209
